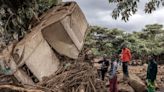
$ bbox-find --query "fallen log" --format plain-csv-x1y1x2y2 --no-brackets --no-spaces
0,84,44,92
129,74,147,92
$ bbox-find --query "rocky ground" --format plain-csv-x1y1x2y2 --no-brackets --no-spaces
116,64,164,92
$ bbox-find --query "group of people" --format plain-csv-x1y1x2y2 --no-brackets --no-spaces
96,46,158,92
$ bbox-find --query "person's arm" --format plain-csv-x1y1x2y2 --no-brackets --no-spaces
154,64,158,80
97,60,104,64
120,49,123,61
146,64,150,80
128,49,132,60
93,60,103,64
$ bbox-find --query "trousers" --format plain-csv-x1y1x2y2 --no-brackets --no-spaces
122,62,129,77
109,75,118,92
97,69,107,80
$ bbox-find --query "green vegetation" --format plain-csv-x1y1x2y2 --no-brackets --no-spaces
0,0,58,50
108,0,164,21
1,0,164,49
85,24,164,61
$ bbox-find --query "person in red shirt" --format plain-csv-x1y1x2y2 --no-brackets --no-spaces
121,45,132,79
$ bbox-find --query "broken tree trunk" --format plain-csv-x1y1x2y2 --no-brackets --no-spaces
0,84,44,92
129,74,147,92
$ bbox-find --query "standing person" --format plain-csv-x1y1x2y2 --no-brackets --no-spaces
117,49,122,66
109,55,118,92
97,55,109,81
146,55,158,92
121,45,132,79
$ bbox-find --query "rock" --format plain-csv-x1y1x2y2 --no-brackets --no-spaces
129,74,147,92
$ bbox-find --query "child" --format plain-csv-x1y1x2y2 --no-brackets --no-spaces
109,55,118,92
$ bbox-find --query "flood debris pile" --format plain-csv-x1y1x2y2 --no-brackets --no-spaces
1,1,164,92
39,61,107,92
0,1,106,92
0,1,88,84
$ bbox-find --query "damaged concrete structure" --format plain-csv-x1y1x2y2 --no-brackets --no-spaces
0,1,88,85
41,2,88,59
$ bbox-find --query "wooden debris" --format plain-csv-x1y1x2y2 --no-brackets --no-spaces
39,61,107,92
129,74,147,92
0,84,44,92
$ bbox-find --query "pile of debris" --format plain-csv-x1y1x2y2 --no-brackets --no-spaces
0,1,88,84
0,1,107,92
38,61,107,92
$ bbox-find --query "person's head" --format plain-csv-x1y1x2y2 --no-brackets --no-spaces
148,54,157,61
122,44,127,49
103,54,107,60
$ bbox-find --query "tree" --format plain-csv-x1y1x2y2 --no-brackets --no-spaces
0,0,59,48
86,24,164,62
108,0,164,21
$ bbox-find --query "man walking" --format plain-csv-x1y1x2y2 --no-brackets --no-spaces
121,45,132,79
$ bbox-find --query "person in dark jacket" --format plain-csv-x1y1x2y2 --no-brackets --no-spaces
97,55,109,81
146,55,158,92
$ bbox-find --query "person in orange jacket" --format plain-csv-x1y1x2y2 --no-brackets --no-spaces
121,45,132,79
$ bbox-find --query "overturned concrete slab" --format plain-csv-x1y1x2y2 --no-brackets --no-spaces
41,2,88,59
13,26,60,81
